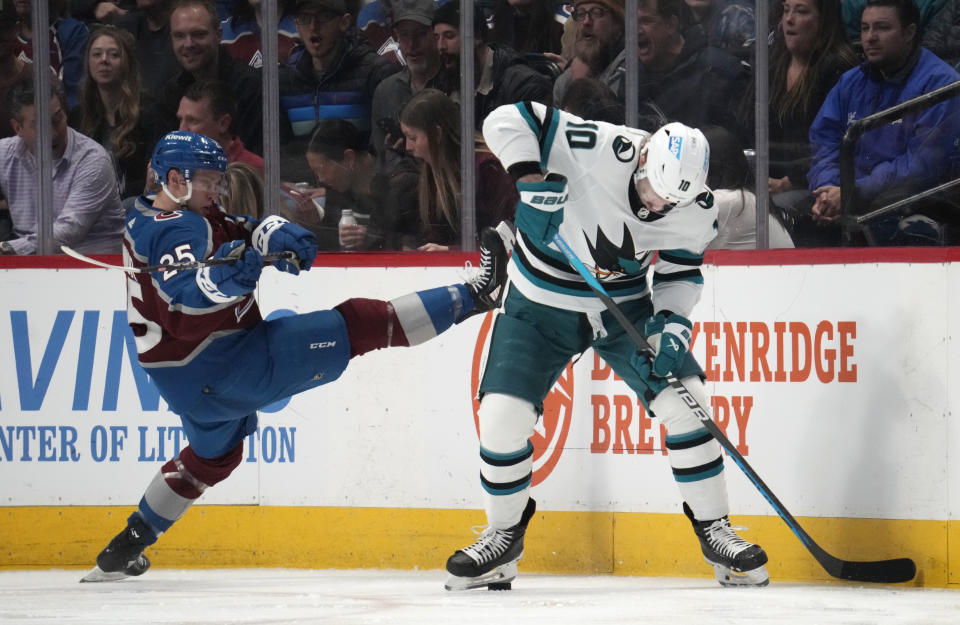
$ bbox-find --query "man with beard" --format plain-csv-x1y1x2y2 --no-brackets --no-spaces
552,0,625,105
430,1,552,130
369,0,442,158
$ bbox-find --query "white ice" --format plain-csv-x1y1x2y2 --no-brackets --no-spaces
1,569,958,625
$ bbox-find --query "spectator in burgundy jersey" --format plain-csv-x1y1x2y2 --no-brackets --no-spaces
157,0,263,154
69,25,164,199
12,0,64,77
176,79,264,172
115,1,181,94
220,0,300,68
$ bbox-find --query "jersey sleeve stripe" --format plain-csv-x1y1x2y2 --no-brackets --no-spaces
538,106,559,169
659,250,705,266
652,268,704,285
517,101,543,137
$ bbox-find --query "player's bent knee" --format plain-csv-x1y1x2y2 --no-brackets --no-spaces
179,442,243,488
478,393,538,453
335,298,408,357
649,376,710,435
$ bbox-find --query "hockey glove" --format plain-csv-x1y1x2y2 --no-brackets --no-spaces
644,312,693,378
197,240,263,301
252,215,318,275
629,352,670,397
515,173,568,245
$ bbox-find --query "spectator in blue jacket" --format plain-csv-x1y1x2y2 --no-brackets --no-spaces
807,0,960,245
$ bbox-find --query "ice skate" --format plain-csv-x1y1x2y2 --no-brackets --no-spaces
461,223,512,320
445,497,535,591
684,502,769,587
80,516,153,583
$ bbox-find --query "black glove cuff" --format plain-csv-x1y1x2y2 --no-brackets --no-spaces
507,161,543,181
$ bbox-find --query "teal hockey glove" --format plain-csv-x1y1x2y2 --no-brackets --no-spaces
515,174,568,245
629,351,670,397
645,312,693,378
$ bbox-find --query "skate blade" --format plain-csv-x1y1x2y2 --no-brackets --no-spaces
79,565,132,583
444,561,519,591
710,561,770,587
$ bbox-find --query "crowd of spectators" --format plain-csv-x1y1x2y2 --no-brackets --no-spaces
0,0,959,256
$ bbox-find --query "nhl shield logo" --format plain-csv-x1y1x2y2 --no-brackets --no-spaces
471,312,574,486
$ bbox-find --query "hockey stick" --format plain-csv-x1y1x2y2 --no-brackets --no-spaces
551,232,916,584
61,245,298,275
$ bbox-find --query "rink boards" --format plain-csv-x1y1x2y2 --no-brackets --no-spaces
1,249,958,587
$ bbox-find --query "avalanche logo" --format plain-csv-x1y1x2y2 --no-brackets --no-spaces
668,135,683,159
471,312,574,486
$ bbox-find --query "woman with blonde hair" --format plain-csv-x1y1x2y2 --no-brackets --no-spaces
69,25,161,199
223,162,264,219
399,89,517,251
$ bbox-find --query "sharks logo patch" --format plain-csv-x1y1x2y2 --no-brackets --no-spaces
585,224,643,275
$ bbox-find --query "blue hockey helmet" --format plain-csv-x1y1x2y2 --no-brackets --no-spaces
151,131,228,185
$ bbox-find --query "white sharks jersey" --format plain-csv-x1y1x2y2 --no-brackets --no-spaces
483,102,718,316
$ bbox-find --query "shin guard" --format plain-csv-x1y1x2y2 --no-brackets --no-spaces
478,393,538,529
136,443,242,537
649,377,730,521
334,285,471,356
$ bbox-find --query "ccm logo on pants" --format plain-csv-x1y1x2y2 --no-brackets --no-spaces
310,341,337,349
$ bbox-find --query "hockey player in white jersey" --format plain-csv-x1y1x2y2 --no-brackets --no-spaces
444,102,769,590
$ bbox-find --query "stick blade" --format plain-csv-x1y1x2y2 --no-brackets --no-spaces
831,557,916,583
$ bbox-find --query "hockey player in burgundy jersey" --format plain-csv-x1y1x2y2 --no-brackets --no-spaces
82,131,512,582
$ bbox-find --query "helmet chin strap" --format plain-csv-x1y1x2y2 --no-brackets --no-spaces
161,180,194,206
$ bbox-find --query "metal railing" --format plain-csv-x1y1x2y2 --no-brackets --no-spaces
839,79,960,244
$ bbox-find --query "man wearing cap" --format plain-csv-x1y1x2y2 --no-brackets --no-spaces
552,0,625,105
279,0,399,143
369,0,442,156
430,1,552,130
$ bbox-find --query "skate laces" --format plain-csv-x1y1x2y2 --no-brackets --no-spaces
463,244,494,293
461,525,512,565
703,517,754,559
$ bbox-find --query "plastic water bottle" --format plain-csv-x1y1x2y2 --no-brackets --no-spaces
339,209,357,249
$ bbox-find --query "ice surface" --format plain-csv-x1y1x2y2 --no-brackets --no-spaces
1,568,957,625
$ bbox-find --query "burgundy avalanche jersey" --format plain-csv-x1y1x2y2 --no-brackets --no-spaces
122,196,263,368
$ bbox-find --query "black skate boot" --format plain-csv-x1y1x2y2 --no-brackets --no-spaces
445,497,536,591
80,515,153,582
459,223,513,321
684,502,769,587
